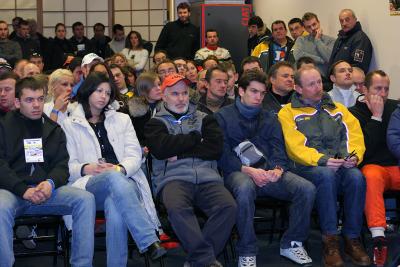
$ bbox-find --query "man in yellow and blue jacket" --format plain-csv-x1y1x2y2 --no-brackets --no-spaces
278,66,371,267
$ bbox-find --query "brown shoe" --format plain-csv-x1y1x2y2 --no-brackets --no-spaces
344,236,371,266
322,235,344,267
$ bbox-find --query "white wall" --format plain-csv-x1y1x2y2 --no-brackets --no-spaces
254,0,400,99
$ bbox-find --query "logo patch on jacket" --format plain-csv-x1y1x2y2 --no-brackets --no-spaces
354,49,364,62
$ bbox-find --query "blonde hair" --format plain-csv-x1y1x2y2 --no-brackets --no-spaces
47,69,73,100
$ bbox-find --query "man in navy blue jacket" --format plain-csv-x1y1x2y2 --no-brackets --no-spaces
215,69,315,267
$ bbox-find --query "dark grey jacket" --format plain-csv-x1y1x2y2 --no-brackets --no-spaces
145,103,223,195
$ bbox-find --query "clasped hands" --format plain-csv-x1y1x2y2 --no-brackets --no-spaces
23,181,53,204
242,166,283,187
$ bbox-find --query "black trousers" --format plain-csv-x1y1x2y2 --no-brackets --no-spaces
161,180,237,267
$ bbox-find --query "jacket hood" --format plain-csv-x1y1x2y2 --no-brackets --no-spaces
127,96,152,117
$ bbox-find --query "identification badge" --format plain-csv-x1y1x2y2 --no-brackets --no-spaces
77,44,85,51
24,138,44,163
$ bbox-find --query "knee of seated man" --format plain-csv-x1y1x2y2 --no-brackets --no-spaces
226,172,256,196
343,168,366,187
361,164,385,182
0,190,19,215
310,167,337,185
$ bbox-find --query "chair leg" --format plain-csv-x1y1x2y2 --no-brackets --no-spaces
159,255,166,267
144,252,151,267
229,234,236,261
53,225,59,267
269,207,277,244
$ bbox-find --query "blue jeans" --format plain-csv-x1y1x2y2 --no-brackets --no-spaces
293,166,366,238
85,171,159,267
0,186,95,267
224,171,315,256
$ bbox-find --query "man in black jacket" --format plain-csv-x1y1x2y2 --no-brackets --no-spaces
329,9,373,74
0,77,95,267
197,65,233,114
349,70,399,267
70,21,94,58
155,2,199,60
11,19,40,60
262,61,294,114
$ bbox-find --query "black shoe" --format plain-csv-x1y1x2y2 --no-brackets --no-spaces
147,241,167,260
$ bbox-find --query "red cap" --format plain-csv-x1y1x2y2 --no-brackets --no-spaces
161,74,190,92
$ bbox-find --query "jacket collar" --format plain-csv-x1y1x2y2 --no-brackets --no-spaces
69,103,117,125
291,92,336,109
157,102,196,118
338,21,362,38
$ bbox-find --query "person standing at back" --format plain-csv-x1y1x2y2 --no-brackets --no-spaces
155,2,199,60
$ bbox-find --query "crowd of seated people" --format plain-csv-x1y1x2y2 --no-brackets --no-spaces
1,2,400,267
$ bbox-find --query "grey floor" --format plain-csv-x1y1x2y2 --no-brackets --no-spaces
14,227,400,267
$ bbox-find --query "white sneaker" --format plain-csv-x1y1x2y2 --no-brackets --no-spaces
238,256,256,267
280,241,312,266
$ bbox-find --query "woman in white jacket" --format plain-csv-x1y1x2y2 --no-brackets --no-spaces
61,72,165,267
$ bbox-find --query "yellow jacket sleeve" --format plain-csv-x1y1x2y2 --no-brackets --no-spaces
278,105,327,166
251,42,268,58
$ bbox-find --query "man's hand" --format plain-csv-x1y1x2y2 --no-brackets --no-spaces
36,181,53,199
315,28,323,39
23,187,47,204
326,158,345,171
343,156,358,168
365,95,384,119
242,166,269,187
23,188,42,204
266,168,283,183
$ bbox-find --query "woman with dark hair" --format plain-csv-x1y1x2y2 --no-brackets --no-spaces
122,65,137,90
88,62,130,114
121,31,149,75
46,23,74,71
127,72,162,146
62,72,166,267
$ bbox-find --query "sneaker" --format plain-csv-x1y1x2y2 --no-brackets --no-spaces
373,236,388,267
16,225,37,249
238,256,256,267
280,241,312,266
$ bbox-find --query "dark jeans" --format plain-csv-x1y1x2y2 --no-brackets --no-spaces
224,171,316,256
292,166,366,238
160,180,237,267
